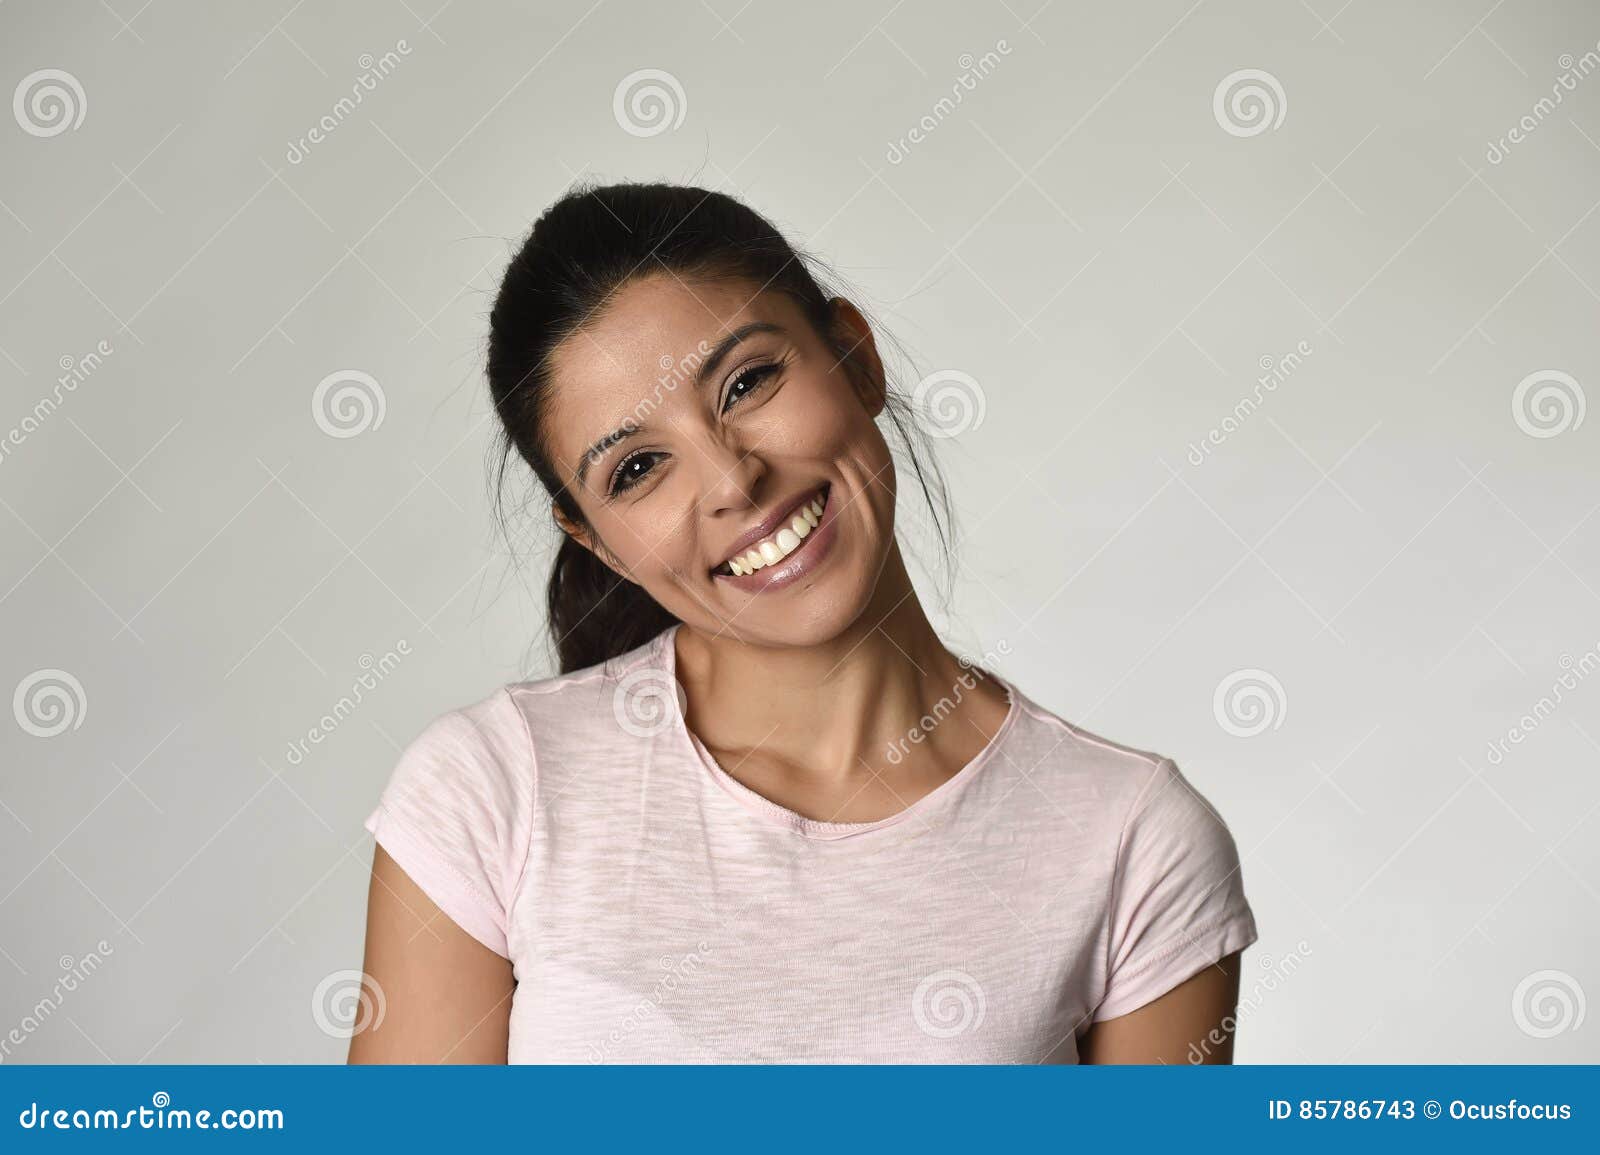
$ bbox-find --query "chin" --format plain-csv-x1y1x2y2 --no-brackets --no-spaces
718,550,887,649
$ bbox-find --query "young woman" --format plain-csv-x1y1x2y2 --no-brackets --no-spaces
348,182,1257,1064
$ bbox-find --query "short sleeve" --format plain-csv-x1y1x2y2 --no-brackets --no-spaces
1094,757,1258,1022
362,687,536,959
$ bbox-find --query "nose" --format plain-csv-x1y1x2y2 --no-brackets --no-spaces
696,429,766,519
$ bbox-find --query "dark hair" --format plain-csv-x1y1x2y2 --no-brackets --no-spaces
486,179,955,675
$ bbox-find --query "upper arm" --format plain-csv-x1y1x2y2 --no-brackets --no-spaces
347,844,515,1064
347,690,536,1062
1086,758,1257,1051
1079,949,1242,1064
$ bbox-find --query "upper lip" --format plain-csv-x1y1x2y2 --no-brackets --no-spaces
713,484,826,570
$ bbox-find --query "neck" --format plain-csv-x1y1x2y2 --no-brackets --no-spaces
672,543,1006,784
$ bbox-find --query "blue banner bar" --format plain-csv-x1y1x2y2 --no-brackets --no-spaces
3,1065,1596,1151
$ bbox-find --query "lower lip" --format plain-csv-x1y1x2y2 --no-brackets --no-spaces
712,487,841,594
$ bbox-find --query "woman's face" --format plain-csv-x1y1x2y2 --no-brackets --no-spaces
542,273,897,648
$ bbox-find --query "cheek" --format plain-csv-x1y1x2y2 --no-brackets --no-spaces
591,506,689,579
765,387,897,536
758,376,877,459
784,384,893,512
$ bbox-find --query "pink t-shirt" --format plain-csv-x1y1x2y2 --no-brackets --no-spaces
363,623,1257,1063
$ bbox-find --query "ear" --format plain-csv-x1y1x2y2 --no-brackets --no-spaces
828,297,888,419
551,501,630,582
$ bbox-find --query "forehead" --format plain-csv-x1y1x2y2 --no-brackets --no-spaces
543,273,796,473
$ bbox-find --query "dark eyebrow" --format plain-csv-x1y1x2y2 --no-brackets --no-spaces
573,321,785,490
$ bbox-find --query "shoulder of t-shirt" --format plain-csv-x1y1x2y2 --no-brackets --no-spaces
394,632,664,803
370,636,666,932
499,633,662,740
1004,684,1173,820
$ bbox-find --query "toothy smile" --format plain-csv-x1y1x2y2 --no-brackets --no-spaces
712,485,830,577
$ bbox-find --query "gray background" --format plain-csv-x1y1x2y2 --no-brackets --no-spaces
2,0,1597,1062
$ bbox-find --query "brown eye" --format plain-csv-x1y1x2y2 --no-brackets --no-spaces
609,450,663,496
722,363,780,412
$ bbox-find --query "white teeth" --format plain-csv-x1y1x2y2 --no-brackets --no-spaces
717,488,829,576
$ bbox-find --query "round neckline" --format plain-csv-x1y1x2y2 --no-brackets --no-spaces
654,622,1022,842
